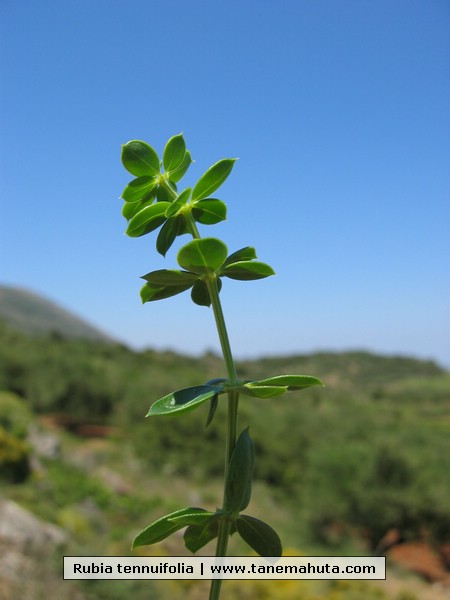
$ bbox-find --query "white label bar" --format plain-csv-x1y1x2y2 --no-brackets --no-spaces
64,556,386,580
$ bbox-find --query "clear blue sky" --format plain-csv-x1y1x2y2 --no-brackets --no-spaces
1,0,449,367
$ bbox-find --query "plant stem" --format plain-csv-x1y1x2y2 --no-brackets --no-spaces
183,211,240,600
160,182,239,386
182,210,238,383
161,180,241,600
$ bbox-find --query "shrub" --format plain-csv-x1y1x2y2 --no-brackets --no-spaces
0,426,30,482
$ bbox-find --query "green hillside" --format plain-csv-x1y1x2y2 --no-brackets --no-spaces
0,284,113,341
0,318,449,600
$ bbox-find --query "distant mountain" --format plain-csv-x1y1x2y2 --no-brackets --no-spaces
0,285,113,342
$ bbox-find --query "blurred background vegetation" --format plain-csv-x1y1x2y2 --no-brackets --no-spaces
0,289,449,599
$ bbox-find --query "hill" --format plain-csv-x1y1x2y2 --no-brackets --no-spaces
0,321,449,600
0,284,113,342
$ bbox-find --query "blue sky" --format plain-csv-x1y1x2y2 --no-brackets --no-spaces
1,0,449,367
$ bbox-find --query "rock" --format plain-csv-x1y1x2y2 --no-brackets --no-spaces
0,497,68,583
28,425,60,459
0,499,88,600
0,497,68,549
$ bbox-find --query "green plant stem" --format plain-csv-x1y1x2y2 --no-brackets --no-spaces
161,180,241,599
160,179,238,388
183,209,239,600
202,275,239,600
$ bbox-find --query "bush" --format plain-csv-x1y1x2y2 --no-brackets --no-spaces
0,426,30,482
0,391,32,438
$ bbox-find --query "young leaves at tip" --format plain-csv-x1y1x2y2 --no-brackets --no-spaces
120,135,234,256
120,135,275,307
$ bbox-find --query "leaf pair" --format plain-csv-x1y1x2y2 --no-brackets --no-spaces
187,514,282,557
141,239,275,307
132,430,282,557
162,134,193,182
146,374,324,418
121,135,192,184
132,505,282,557
179,241,275,282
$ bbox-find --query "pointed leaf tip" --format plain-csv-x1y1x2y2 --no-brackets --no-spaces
132,507,209,549
192,158,237,201
163,133,187,172
222,261,275,280
168,150,193,183
251,375,324,390
147,383,224,416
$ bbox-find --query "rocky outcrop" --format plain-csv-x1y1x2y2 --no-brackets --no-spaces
0,498,70,599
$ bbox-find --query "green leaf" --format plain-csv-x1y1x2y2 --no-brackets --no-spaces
192,199,227,225
240,385,288,398
126,202,169,237
121,176,157,203
156,216,182,256
168,511,216,527
192,158,237,201
222,261,275,280
141,269,198,286
132,507,207,549
140,282,193,303
205,394,219,427
156,185,173,203
165,188,192,218
163,133,186,172
168,150,193,183
178,238,228,274
225,427,254,514
147,383,224,417
237,375,324,399
236,515,282,557
184,518,220,553
122,194,157,221
191,280,210,307
122,140,160,177
206,377,228,386
190,278,222,307
223,247,257,266
250,375,325,390
140,282,191,303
